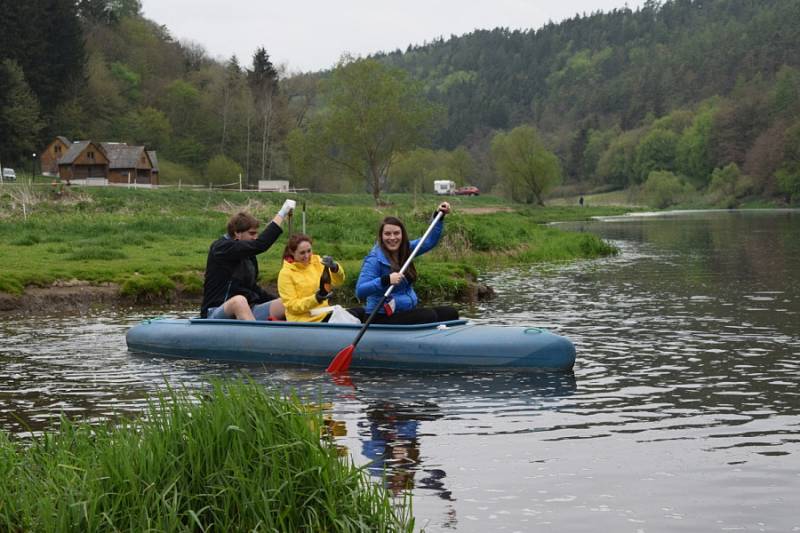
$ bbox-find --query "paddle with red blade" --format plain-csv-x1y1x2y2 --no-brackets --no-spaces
326,210,445,373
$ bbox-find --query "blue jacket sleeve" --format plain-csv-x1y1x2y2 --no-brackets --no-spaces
409,217,444,257
389,291,416,312
356,252,386,300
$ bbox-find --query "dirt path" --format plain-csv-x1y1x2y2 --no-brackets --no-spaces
0,284,123,313
457,206,514,214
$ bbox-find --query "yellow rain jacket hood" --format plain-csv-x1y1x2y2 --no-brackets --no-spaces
278,254,345,322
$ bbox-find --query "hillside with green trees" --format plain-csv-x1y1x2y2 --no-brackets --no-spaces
2,0,799,207
375,0,800,206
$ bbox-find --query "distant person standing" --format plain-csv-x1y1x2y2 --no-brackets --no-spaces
201,200,295,320
579,195,585,207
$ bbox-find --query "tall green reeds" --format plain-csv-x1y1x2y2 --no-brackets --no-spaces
0,380,413,532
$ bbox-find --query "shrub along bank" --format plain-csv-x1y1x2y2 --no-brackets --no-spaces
0,185,626,303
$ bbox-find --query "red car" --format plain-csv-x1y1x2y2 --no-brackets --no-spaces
455,186,480,196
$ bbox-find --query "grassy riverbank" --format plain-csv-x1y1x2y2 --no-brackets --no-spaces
0,184,629,303
0,380,413,531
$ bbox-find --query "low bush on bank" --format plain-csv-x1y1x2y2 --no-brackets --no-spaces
516,228,618,262
0,380,413,532
119,273,176,301
0,275,24,294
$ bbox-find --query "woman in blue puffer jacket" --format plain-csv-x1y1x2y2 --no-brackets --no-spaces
355,202,459,325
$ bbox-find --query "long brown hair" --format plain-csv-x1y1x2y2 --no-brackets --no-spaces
378,216,417,284
282,233,312,261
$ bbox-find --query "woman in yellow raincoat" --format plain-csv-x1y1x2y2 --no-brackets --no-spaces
278,234,347,322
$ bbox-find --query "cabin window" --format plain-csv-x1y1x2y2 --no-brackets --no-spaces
55,145,61,153
87,151,94,159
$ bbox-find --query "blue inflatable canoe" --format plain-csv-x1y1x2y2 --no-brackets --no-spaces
126,318,576,371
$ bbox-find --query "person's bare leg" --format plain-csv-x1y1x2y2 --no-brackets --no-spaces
269,299,286,320
223,295,255,320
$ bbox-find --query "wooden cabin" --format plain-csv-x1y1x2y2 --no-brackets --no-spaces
58,141,109,181
101,143,158,185
40,136,71,175
50,138,160,185
147,150,159,184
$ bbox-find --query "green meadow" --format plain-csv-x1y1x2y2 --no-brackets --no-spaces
0,184,629,301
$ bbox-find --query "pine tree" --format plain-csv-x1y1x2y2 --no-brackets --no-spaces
247,48,279,183
0,0,85,139
0,59,44,165
220,56,243,155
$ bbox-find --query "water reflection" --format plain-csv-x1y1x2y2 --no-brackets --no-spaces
568,210,800,321
2,210,800,531
477,255,799,460
348,372,578,492
361,400,443,496
327,371,578,530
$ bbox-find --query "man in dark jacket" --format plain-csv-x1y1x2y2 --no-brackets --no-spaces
201,199,295,320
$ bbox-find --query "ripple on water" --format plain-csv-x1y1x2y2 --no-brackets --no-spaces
3,211,800,532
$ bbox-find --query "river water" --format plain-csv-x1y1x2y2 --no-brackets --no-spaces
1,209,798,532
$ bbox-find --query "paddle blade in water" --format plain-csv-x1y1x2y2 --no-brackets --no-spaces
327,345,354,373
330,373,355,388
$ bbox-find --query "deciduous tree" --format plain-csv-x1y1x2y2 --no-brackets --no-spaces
390,148,438,194
642,170,689,209
582,128,617,183
776,120,800,203
707,163,752,207
744,123,786,194
676,105,715,187
633,128,678,184
118,107,172,148
490,125,562,205
596,129,642,189
283,72,319,129
448,147,477,185
206,154,243,187
301,57,441,202
776,167,800,204
219,56,243,155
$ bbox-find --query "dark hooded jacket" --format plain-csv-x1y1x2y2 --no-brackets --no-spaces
200,221,282,317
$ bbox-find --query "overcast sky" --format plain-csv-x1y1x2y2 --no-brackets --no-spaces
140,0,643,73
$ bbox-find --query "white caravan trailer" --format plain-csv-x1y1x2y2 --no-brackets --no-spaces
433,180,455,195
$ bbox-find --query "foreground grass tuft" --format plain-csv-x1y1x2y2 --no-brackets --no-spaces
0,380,413,532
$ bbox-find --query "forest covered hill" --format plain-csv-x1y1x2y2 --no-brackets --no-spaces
375,0,800,201
1,0,799,205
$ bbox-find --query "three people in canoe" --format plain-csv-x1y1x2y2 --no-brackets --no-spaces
201,200,458,325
